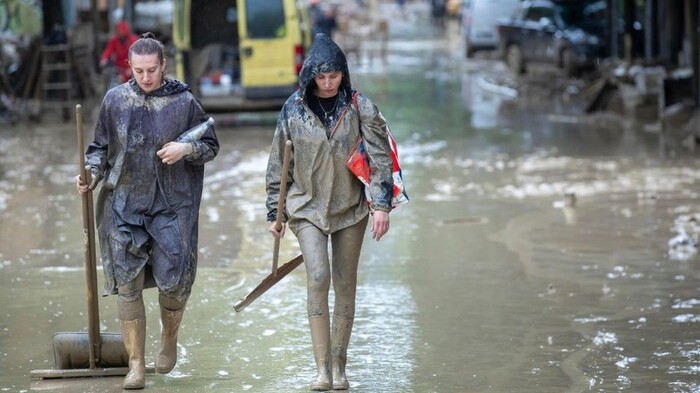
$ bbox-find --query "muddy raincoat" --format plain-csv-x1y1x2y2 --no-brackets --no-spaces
266,34,394,235
86,78,219,301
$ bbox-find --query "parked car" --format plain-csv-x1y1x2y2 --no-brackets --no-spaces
496,0,608,76
460,0,521,58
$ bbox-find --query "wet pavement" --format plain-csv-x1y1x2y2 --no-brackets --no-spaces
3,2,700,392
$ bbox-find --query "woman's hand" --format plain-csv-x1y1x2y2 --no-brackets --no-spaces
268,221,286,240
75,174,89,194
157,142,192,165
75,167,98,194
371,210,390,241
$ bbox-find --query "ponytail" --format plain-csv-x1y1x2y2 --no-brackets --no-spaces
128,32,165,63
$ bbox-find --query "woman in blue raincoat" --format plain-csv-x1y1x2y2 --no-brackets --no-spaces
76,33,218,389
266,33,394,391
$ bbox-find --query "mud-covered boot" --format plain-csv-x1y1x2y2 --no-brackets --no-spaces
309,315,332,391
331,314,353,390
119,300,146,389
156,296,185,374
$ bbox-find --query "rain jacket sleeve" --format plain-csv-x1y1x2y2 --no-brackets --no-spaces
84,95,112,184
265,108,294,222
356,94,394,213
178,103,218,165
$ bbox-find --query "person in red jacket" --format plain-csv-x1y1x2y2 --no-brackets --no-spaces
100,20,138,83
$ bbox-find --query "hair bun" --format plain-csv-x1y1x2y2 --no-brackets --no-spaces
140,32,156,40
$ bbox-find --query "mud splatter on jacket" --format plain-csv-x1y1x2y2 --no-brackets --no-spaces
86,78,218,300
266,34,393,235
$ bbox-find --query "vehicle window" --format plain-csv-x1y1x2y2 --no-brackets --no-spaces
245,0,286,38
525,6,554,22
556,0,607,34
191,1,238,48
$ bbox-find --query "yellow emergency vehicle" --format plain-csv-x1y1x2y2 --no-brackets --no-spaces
172,0,311,111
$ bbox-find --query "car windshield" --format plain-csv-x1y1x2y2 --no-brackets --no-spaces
554,0,607,34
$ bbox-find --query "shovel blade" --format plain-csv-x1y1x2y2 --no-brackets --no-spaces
52,332,128,369
234,254,304,312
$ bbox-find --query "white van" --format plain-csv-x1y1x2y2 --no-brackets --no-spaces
461,0,521,57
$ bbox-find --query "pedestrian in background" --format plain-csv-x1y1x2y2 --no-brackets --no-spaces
99,20,138,83
265,33,394,391
76,32,219,390
431,0,447,29
310,0,338,40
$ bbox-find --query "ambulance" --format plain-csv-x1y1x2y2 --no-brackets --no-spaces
172,0,311,111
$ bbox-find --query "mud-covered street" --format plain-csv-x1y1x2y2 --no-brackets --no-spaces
2,3,700,392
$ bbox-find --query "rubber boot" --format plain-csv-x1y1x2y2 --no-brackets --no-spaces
119,301,146,389
156,297,185,374
331,315,353,390
309,315,332,391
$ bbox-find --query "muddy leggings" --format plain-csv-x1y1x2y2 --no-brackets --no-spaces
117,268,187,320
297,215,368,319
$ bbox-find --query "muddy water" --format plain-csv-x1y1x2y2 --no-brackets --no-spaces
3,5,700,393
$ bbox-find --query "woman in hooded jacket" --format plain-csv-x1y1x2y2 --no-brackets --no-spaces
266,33,394,391
76,32,219,389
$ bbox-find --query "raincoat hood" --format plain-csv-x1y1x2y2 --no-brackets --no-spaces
116,20,131,36
299,33,352,97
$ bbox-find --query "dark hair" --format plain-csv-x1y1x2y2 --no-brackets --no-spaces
128,32,165,63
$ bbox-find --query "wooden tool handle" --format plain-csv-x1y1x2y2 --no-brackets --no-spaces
272,140,292,276
76,104,101,368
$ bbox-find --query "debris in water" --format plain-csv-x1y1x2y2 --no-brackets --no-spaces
546,283,556,295
553,192,577,208
436,217,489,226
668,213,700,260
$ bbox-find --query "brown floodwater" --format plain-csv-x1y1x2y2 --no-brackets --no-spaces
2,3,700,393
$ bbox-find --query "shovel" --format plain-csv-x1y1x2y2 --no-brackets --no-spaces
30,104,129,379
234,140,304,312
